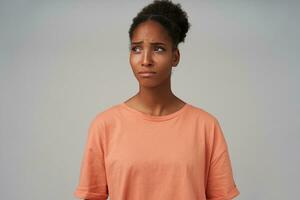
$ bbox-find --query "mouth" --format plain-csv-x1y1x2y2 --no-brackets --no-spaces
138,72,156,78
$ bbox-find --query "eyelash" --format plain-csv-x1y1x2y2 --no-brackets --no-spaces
131,46,165,53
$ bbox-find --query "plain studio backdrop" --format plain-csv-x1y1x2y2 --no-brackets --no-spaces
0,0,299,199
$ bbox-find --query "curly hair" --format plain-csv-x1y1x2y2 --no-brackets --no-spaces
128,0,191,49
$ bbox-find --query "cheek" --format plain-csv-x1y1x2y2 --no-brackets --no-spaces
129,54,140,69
155,56,173,70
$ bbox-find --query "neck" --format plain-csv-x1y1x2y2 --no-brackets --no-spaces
136,78,178,109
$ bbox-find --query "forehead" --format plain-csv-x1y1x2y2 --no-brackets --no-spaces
131,20,172,44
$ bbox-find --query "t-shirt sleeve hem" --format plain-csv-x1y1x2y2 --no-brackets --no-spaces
207,186,240,200
73,190,108,200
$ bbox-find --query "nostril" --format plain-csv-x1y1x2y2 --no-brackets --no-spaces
142,58,153,66
142,63,152,67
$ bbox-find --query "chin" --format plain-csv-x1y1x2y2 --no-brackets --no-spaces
138,80,161,88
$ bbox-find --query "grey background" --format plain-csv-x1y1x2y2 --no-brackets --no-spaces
1,0,299,199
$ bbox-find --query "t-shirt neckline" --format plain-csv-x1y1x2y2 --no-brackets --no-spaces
120,101,190,122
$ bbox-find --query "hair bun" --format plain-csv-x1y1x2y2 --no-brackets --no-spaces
129,0,191,47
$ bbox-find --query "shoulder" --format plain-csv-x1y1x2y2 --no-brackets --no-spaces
186,103,219,125
89,103,122,127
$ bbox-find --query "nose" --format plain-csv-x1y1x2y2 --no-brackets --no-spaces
141,49,153,67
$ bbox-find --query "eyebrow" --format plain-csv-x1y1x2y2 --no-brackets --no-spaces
131,41,166,46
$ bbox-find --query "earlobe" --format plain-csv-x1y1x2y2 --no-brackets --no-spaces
173,48,180,66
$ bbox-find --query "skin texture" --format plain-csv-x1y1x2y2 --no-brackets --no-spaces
125,20,186,116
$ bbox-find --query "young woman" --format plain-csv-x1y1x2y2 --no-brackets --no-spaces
74,0,240,199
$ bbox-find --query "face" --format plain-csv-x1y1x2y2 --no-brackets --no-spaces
129,20,180,88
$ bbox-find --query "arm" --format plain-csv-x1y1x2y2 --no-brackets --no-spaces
73,117,109,200
205,118,240,200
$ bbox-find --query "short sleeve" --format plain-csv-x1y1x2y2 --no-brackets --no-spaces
206,118,240,200
73,117,109,200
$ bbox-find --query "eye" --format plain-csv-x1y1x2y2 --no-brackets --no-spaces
154,46,165,52
131,46,142,53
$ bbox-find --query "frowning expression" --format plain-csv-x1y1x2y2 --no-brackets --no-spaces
129,20,180,87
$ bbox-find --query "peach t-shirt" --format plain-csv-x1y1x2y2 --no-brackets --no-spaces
74,102,240,200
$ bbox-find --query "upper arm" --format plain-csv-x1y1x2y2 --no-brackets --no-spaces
73,117,109,200
205,118,240,199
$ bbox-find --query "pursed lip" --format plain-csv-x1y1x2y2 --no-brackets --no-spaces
138,71,156,74
138,71,156,77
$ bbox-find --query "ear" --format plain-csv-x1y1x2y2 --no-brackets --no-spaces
172,48,180,67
